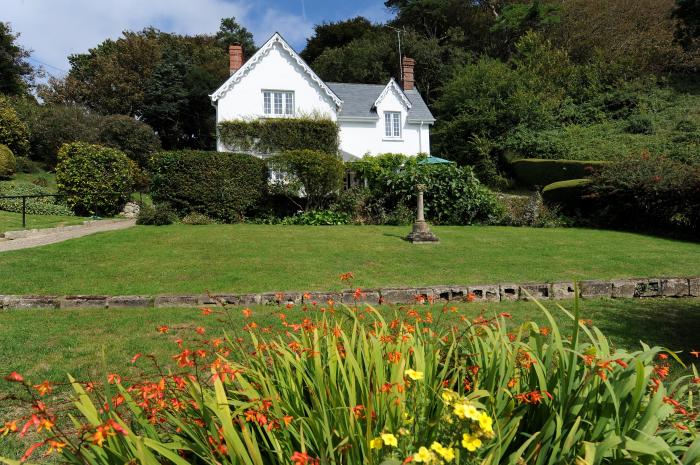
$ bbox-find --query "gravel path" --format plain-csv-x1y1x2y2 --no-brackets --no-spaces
0,219,136,252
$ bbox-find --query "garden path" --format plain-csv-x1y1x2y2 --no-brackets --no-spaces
0,219,136,252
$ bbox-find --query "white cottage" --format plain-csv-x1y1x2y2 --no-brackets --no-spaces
210,33,435,160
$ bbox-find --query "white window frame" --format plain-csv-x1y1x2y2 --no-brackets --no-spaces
384,111,402,139
263,90,295,116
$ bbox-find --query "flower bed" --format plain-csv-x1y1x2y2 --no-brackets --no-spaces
1,290,698,465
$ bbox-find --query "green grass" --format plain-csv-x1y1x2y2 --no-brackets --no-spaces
0,210,85,233
0,224,698,295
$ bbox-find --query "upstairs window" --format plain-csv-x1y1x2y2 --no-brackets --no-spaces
384,111,401,138
263,90,294,116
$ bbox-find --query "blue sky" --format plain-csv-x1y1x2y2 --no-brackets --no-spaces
3,0,393,78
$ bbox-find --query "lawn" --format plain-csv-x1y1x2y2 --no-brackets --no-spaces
0,224,698,295
0,210,84,233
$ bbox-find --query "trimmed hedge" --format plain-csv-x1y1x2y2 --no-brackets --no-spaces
510,158,607,187
0,144,16,178
541,178,591,208
218,118,339,154
56,142,136,216
149,151,268,222
270,150,345,210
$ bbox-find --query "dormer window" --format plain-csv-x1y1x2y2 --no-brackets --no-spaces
263,90,294,116
384,111,401,139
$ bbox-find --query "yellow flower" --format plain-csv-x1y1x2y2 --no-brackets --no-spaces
404,412,414,425
381,433,398,447
453,402,480,421
404,369,424,380
478,412,493,434
441,389,458,403
369,437,383,449
430,442,455,462
413,446,434,463
462,433,482,452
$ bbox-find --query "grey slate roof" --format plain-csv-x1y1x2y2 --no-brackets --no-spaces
326,82,435,123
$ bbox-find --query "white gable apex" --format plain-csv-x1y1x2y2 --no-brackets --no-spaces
210,33,343,107
373,78,412,110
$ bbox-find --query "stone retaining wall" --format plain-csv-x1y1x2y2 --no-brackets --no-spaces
1,277,698,310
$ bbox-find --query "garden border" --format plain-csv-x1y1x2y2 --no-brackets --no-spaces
0,277,698,309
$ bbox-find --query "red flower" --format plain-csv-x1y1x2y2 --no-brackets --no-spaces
20,441,45,462
291,451,318,465
157,325,169,334
339,272,354,282
466,292,476,302
130,353,142,364
5,372,24,383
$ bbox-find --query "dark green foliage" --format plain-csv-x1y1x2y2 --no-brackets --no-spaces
0,144,16,178
301,17,381,63
270,149,345,210
496,192,569,227
136,203,177,226
676,118,698,132
215,17,257,55
625,114,655,134
0,22,35,95
180,212,215,225
541,178,591,210
280,209,352,225
587,154,700,232
0,181,74,216
96,115,161,167
14,156,42,174
149,150,268,222
510,158,607,187
56,142,136,216
0,96,30,158
218,118,339,155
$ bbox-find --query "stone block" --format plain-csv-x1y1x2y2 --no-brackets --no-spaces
519,283,550,301
106,295,152,308
302,292,341,305
690,278,700,297
154,295,200,308
448,286,469,301
341,290,380,305
380,288,432,305
580,280,612,299
550,282,576,300
61,295,108,309
259,292,302,306
3,295,59,309
611,279,635,298
661,278,690,297
499,284,519,301
206,294,261,306
432,286,454,302
633,278,661,297
467,284,500,302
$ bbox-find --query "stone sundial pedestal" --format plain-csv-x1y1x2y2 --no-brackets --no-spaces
406,184,439,244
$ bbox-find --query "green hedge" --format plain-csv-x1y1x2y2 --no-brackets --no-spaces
56,142,136,216
270,150,345,210
541,178,591,208
218,118,339,154
510,158,607,187
0,144,16,178
149,150,268,222
0,181,74,216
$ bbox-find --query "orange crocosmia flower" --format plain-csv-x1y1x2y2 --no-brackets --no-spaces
466,292,477,302
539,327,550,336
173,350,194,367
0,421,18,436
339,272,354,282
354,288,363,299
46,440,67,455
244,410,257,422
33,381,52,396
4,372,24,383
20,441,45,462
37,417,54,432
282,415,293,426
351,405,365,418
201,307,213,315
387,351,401,363
242,308,253,318
658,353,668,360
130,353,142,364
333,326,342,337
195,326,206,335
157,325,169,334
690,350,699,358
691,377,700,384
107,374,121,384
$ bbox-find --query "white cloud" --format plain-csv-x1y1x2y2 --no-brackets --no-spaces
2,0,312,77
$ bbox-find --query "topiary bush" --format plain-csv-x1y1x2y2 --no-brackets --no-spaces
97,115,161,168
0,144,16,179
509,158,607,187
541,178,592,211
0,181,74,216
149,150,268,222
0,96,30,158
270,149,345,210
218,117,340,155
56,142,136,216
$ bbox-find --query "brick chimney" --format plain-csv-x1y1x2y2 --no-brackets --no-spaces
229,44,244,75
402,57,415,91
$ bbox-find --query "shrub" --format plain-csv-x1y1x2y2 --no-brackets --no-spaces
149,150,268,222
0,96,30,158
0,181,74,216
496,191,569,227
675,119,698,133
509,158,607,187
281,209,351,225
218,117,340,154
0,144,16,179
587,153,700,232
542,178,592,209
625,113,655,134
270,150,345,210
14,156,41,174
180,211,215,225
56,142,136,216
136,203,177,225
97,115,161,167
2,299,698,465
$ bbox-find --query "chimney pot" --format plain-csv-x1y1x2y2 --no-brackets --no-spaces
229,44,244,75
402,57,415,91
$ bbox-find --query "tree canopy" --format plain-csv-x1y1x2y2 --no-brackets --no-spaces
0,22,36,96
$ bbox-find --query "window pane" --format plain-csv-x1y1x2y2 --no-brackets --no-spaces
385,113,392,137
263,92,271,114
285,92,294,115
274,92,283,114
393,113,401,137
